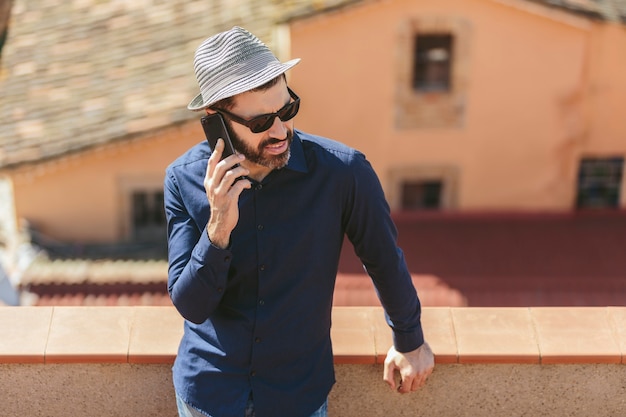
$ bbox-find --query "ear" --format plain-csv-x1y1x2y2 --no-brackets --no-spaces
205,108,217,115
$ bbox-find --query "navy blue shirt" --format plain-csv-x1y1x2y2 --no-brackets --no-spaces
165,130,424,417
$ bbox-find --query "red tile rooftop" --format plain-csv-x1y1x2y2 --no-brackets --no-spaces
17,269,465,307
13,211,626,307
34,292,173,307
21,259,167,285
332,273,467,307
341,210,626,307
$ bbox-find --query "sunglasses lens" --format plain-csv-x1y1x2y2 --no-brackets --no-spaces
249,115,275,133
248,100,300,133
279,100,299,122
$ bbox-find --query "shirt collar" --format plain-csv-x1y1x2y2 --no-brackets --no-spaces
284,130,308,174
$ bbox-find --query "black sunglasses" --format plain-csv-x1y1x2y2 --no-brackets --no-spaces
212,88,300,133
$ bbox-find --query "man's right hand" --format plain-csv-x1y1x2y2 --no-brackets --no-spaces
204,139,251,248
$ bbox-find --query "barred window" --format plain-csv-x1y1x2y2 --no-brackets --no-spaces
576,157,623,209
131,190,166,240
413,34,454,92
401,180,443,210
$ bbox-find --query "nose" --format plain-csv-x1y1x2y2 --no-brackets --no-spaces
266,116,287,139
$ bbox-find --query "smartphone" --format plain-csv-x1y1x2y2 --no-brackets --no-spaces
201,113,245,182
200,113,237,160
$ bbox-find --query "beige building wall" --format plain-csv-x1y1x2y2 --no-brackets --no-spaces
10,121,203,242
586,24,626,151
287,0,626,211
6,0,626,244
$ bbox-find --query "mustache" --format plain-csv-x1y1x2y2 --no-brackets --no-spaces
260,130,294,147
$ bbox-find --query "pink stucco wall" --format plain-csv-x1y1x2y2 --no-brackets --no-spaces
8,0,626,244
288,0,626,211
11,121,202,242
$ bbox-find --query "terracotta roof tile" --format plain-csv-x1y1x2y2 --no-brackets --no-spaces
333,273,467,307
20,259,466,307
0,0,311,169
21,259,167,286
340,211,626,307
35,292,173,307
20,211,626,307
283,0,626,22
17,211,626,307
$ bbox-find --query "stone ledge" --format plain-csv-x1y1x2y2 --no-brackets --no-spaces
0,306,624,364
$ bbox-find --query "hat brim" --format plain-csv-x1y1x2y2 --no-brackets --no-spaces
188,58,301,111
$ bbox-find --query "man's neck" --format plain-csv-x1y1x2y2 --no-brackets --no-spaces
242,161,272,183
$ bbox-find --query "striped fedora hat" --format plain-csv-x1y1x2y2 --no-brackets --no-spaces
188,27,301,111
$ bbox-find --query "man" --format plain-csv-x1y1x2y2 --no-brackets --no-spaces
165,26,434,417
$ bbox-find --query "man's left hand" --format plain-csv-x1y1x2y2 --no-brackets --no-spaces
383,342,434,393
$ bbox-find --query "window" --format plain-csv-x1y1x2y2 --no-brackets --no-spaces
576,157,623,209
413,34,454,92
131,190,166,241
401,180,443,210
389,165,458,211
396,18,470,129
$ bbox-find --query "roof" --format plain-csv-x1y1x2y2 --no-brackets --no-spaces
17,258,467,307
0,0,310,170
17,258,171,306
282,0,626,22
2,0,625,171
333,273,468,307
21,258,167,286
532,0,626,21
18,210,626,308
340,211,626,306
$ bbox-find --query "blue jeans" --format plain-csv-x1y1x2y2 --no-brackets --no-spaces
176,393,328,417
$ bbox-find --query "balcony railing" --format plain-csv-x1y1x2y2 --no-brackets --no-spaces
1,306,625,416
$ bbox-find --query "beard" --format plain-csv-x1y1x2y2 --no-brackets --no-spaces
225,120,293,171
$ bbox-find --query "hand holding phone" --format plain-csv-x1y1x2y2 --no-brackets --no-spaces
201,113,249,249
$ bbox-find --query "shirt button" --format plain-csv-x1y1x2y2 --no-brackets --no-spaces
250,371,256,377
259,300,265,306
224,256,231,262
217,287,223,292
255,184,263,190
259,265,266,271
257,224,264,231
255,337,261,343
